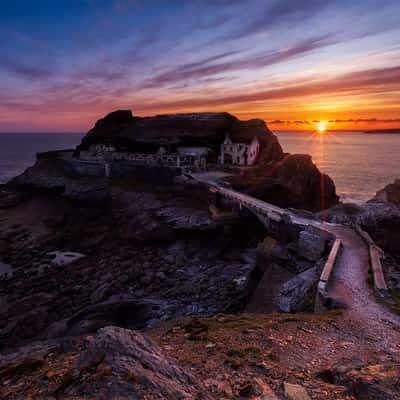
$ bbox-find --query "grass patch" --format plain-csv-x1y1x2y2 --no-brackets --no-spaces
173,311,341,340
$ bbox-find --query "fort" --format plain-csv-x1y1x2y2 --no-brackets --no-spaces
42,131,262,179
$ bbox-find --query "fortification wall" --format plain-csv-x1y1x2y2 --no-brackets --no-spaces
64,160,105,177
111,161,181,182
63,159,181,182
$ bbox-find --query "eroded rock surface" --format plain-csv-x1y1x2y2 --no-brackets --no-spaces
61,326,212,399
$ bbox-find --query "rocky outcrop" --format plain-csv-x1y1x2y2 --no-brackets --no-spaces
0,327,212,399
298,226,333,262
372,179,400,206
277,265,320,312
77,110,284,163
269,154,338,210
66,326,212,399
317,363,400,400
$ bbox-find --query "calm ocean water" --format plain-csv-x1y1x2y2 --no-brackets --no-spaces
0,131,399,203
0,132,82,184
276,131,400,203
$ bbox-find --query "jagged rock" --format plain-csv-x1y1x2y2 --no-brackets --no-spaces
157,206,217,230
61,326,212,399
117,208,174,242
373,179,400,205
277,266,320,312
317,363,400,400
298,227,329,261
251,154,338,211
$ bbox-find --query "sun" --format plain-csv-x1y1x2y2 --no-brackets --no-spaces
317,121,327,133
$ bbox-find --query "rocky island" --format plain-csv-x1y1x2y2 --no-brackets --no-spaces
0,110,399,399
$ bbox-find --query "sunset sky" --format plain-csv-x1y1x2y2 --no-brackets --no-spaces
1,0,400,132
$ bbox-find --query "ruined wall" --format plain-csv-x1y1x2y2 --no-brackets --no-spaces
63,159,181,183
64,160,105,177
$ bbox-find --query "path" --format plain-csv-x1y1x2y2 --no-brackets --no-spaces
189,172,400,345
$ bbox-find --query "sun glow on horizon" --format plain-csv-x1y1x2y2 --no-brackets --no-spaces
317,121,328,133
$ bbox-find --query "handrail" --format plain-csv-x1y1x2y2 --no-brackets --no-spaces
318,238,342,294
355,224,388,297
369,245,388,297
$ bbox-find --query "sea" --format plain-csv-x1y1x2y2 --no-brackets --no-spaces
0,131,399,203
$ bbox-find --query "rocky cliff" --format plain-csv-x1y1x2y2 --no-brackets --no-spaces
76,110,284,163
71,110,337,211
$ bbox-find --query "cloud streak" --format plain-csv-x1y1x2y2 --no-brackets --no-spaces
141,34,334,88
0,57,52,80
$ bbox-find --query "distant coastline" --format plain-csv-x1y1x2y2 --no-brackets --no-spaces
364,128,400,134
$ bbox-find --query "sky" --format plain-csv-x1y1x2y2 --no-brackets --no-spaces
1,0,400,132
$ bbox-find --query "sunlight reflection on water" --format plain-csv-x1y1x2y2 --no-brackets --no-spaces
276,131,400,203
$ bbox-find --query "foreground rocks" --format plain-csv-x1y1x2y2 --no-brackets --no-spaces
1,313,398,399
0,182,267,350
0,327,212,399
60,326,212,399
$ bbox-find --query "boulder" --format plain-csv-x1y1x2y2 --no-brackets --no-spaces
277,266,320,312
61,326,212,399
298,227,329,261
283,382,311,400
47,251,85,267
271,154,338,211
245,153,338,211
373,179,400,205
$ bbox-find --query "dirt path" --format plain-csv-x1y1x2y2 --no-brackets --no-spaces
318,223,400,348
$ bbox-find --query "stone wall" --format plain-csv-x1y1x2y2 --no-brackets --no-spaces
111,161,182,182
64,160,105,177
64,159,181,182
79,150,202,168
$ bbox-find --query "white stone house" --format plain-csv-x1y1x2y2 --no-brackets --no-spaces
220,134,260,166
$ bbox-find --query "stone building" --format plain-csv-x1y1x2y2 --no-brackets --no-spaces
219,134,260,166
78,144,210,169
